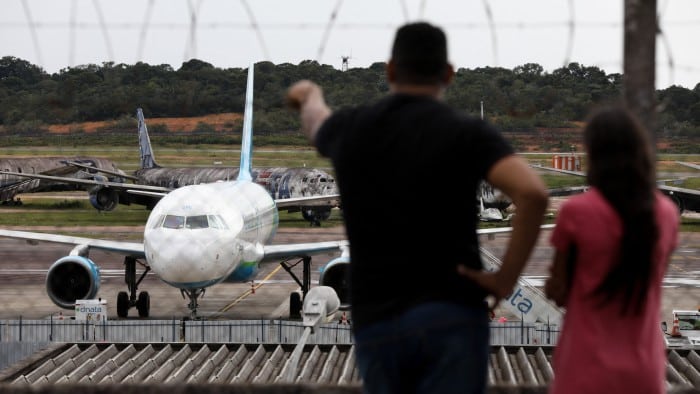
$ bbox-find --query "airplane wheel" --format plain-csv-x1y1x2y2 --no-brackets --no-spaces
137,291,150,318
117,291,129,318
289,292,302,319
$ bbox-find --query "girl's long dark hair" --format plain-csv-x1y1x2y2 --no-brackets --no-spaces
584,105,658,315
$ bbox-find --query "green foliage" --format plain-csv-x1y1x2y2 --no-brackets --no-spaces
0,56,699,152
5,119,49,134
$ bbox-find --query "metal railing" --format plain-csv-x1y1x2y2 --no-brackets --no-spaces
0,318,558,345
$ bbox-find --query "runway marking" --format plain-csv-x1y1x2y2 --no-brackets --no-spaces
219,265,284,313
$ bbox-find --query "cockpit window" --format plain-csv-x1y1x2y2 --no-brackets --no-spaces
163,215,185,229
207,215,228,229
158,214,229,230
151,215,165,229
186,215,208,229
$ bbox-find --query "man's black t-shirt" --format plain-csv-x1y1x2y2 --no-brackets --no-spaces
316,93,514,331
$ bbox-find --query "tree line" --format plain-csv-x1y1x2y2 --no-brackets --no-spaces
1,56,699,141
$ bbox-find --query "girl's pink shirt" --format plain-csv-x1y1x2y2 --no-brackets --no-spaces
548,188,679,394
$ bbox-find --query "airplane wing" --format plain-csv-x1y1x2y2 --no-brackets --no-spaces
262,240,349,262
532,164,700,212
0,224,550,264
533,163,693,185
0,228,352,263
658,184,700,212
125,189,169,198
658,184,700,199
0,170,172,194
65,160,140,181
0,229,145,258
274,194,341,208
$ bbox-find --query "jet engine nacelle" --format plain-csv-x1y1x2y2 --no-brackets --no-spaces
46,256,101,309
89,186,119,211
318,255,351,310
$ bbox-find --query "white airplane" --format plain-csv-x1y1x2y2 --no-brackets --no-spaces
0,64,348,319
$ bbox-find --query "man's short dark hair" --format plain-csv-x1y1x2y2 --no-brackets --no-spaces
390,22,449,85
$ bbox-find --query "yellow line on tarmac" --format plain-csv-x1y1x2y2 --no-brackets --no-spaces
220,265,284,313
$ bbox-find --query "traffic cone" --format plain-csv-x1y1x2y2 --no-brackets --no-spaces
250,281,255,294
671,316,682,337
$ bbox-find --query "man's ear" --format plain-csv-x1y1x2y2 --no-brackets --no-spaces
386,60,396,83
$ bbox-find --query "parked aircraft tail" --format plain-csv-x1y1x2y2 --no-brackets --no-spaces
237,63,255,182
137,108,160,170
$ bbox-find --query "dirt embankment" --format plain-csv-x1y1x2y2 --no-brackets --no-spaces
43,113,688,152
47,113,243,134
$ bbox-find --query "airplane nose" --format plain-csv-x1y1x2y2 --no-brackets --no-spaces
145,230,238,285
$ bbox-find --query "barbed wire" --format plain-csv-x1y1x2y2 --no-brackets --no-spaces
2,0,700,88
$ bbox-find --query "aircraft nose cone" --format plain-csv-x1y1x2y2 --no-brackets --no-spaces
145,230,237,285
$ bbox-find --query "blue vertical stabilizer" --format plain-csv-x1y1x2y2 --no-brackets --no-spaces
238,63,255,182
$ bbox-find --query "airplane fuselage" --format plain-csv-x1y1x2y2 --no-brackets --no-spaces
135,166,337,200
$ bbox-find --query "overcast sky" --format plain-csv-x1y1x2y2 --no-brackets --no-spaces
1,0,699,89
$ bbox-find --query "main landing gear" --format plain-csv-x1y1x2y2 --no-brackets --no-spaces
116,256,151,318
279,256,312,319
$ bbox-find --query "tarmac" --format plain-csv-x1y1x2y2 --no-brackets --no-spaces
0,221,698,328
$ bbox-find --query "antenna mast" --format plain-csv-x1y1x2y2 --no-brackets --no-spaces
341,55,351,72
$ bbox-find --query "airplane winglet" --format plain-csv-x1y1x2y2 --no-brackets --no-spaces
238,63,255,182
137,108,159,169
